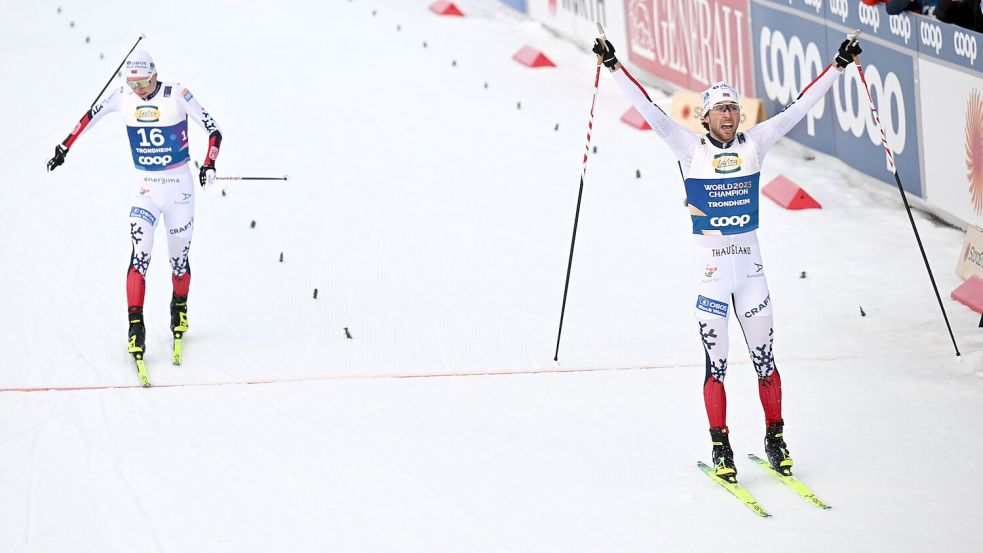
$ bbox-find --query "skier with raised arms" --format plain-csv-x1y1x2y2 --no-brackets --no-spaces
591,36,861,483
46,50,222,374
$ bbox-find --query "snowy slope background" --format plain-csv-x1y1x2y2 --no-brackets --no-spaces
1,1,981,551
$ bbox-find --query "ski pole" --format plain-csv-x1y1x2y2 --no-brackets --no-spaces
554,22,606,363
216,175,289,181
852,45,960,356
195,162,287,181
91,34,145,108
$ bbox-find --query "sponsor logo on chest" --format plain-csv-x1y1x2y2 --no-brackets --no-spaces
710,214,751,228
135,105,160,123
712,153,742,174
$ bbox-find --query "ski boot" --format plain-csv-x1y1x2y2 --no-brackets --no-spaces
128,309,146,355
170,294,189,335
170,294,188,365
710,427,737,483
127,308,151,387
764,421,794,476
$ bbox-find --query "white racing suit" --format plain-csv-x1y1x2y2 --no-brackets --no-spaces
612,64,842,430
61,81,222,314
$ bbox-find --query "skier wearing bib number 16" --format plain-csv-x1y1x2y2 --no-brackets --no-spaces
592,36,861,483
46,50,222,371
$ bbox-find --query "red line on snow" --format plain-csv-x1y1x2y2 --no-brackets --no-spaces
0,363,688,393
0,355,866,394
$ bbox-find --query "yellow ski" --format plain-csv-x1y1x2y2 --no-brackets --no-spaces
132,353,151,387
748,454,831,510
698,461,771,518
172,333,183,366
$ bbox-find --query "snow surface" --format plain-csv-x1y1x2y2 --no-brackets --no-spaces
1,1,981,551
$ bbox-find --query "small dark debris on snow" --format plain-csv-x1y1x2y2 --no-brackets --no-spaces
221,189,226,197
69,21,75,28
423,41,428,48
396,24,401,31
800,271,807,279
860,306,867,317
57,6,62,13
279,252,284,263
635,169,641,179
344,327,353,339
250,220,256,229
483,82,488,89
85,36,90,43
452,60,457,66
554,123,559,131
516,101,521,110
313,288,319,299
592,145,597,154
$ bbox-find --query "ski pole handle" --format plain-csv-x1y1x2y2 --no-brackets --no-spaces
846,29,862,47
847,29,862,65
595,22,607,66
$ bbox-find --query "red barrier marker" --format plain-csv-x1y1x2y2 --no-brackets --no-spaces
619,107,651,130
763,175,821,210
429,1,464,16
952,275,983,313
512,45,555,68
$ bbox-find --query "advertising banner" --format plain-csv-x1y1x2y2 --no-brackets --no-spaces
499,0,529,12
827,0,917,50
624,0,756,97
914,13,981,72
527,0,628,47
751,1,837,151
956,226,983,280
777,0,826,18
669,90,766,132
751,0,922,196
918,59,983,227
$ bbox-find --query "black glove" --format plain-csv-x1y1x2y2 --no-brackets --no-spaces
835,38,862,68
46,144,68,172
199,162,216,188
592,39,619,69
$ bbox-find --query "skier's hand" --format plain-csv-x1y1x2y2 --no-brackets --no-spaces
592,38,619,70
199,162,216,188
834,38,862,69
46,144,68,172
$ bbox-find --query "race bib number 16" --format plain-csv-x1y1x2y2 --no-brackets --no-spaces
126,120,190,171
